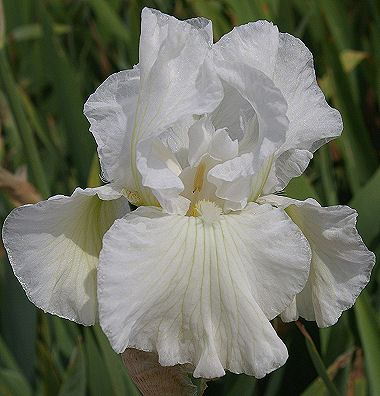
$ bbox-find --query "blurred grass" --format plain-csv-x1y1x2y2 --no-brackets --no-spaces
0,0,379,395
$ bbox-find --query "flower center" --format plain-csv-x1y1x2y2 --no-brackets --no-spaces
190,200,222,223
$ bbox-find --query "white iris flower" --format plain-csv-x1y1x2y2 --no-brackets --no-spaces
2,8,375,380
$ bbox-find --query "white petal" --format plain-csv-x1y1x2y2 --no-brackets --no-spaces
209,128,239,162
93,183,126,200
213,62,288,154
135,8,222,141
159,115,195,170
210,81,255,141
187,116,239,166
135,9,223,203
84,69,140,184
179,157,224,210
213,21,342,193
85,8,223,204
2,187,129,325
224,203,311,319
188,117,214,167
263,33,343,193
207,152,255,210
262,149,313,195
98,203,311,378
137,137,189,215
213,20,279,77
208,61,289,208
262,195,376,327
280,297,298,323
273,33,343,154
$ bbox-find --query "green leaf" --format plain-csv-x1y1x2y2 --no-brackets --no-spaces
319,312,354,365
8,23,71,42
301,380,327,396
0,0,4,50
301,347,354,396
322,38,376,192
222,0,259,25
227,374,256,396
190,0,230,40
319,0,352,51
317,145,338,206
0,259,37,383
296,322,340,396
319,50,369,101
347,349,367,396
0,326,31,396
38,4,95,187
20,90,59,157
58,342,86,396
37,340,61,396
93,325,140,396
86,0,130,45
263,366,286,396
353,379,367,396
52,318,77,360
0,49,50,197
0,333,21,372
87,153,101,188
349,165,380,247
0,368,32,396
84,328,112,396
285,174,320,202
354,293,380,395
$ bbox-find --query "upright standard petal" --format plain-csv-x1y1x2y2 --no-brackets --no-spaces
85,9,223,206
261,195,375,327
210,81,255,141
134,9,223,203
263,32,343,193
137,8,222,137
2,187,129,325
213,21,342,195
212,20,280,77
98,203,311,379
208,61,289,209
84,8,223,205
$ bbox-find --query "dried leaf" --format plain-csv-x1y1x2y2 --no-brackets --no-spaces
122,348,197,396
347,349,366,396
0,167,42,206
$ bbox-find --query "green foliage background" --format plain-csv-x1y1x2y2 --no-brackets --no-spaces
0,0,379,395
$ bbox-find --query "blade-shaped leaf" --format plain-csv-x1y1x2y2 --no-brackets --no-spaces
58,342,86,396
84,328,112,396
93,325,140,396
354,293,380,395
296,322,340,396
349,166,380,247
0,368,32,396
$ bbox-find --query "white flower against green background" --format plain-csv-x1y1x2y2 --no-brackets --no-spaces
2,6,375,384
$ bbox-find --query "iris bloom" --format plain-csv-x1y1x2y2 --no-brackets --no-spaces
3,8,375,381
